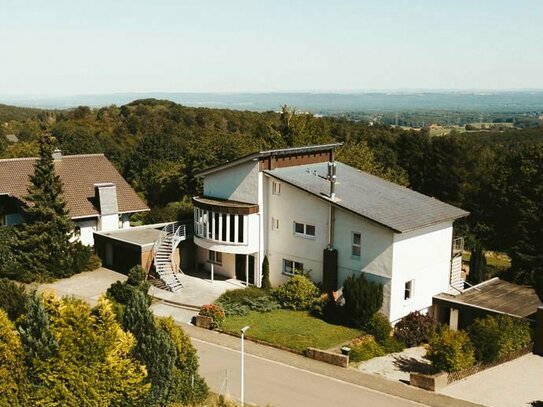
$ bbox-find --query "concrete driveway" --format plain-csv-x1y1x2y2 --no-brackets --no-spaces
439,353,543,407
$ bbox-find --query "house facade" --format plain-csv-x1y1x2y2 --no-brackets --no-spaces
192,144,469,323
0,150,149,245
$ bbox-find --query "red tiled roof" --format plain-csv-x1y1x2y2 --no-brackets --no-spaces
0,154,149,218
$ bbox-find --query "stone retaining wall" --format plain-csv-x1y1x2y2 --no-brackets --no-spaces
305,347,349,368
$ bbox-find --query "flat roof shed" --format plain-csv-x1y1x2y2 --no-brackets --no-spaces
434,278,542,329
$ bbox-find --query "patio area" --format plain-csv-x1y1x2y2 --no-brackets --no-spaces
40,267,246,310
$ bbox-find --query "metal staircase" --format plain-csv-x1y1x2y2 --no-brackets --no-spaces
152,223,186,292
449,237,465,293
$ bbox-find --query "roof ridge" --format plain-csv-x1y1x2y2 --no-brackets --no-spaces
0,153,106,163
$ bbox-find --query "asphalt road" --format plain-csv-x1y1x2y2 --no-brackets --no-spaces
193,338,428,407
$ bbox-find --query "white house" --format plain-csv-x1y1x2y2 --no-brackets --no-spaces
0,150,149,245
192,144,468,323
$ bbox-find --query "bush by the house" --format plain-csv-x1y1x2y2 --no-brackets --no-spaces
261,255,272,291
216,287,278,316
425,326,475,372
342,273,383,328
199,304,226,329
393,311,435,347
362,313,392,343
272,275,319,310
216,287,268,305
0,278,27,321
85,253,102,271
381,336,406,353
468,314,532,363
349,334,386,362
243,296,279,313
310,293,343,323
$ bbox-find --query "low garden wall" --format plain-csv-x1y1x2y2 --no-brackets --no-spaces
410,343,533,391
305,347,349,368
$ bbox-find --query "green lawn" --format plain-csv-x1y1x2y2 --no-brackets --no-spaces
221,309,361,352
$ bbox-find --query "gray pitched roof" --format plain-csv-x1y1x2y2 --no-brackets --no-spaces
265,162,468,233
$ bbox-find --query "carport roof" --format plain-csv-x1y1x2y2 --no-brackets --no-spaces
95,223,172,248
434,278,542,318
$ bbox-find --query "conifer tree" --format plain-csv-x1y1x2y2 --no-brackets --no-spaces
13,134,75,280
18,291,58,371
261,255,272,291
342,273,383,328
468,242,487,285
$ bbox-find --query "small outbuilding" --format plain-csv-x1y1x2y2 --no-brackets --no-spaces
433,278,543,330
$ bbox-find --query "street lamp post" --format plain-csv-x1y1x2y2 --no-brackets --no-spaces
240,325,250,406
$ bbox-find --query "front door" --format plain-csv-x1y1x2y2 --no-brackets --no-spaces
235,254,255,285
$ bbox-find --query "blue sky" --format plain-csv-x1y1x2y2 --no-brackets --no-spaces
1,0,542,95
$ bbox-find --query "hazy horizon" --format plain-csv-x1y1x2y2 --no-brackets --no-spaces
1,1,542,95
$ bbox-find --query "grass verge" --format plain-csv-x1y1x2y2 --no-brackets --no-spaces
221,309,361,352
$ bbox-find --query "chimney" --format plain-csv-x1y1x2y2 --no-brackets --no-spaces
94,183,118,216
52,148,62,161
327,161,337,200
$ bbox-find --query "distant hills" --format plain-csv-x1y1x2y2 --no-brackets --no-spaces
2,91,543,113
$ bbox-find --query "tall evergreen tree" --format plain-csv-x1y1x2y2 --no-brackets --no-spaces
342,273,383,328
467,242,487,286
261,255,272,291
13,134,75,280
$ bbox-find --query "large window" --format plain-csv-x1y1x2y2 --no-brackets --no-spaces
283,259,304,276
208,250,222,265
352,232,361,257
404,280,414,300
293,222,316,238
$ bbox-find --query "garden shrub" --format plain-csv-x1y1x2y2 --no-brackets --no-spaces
216,287,267,305
220,302,250,317
425,326,475,372
71,242,93,274
342,273,383,328
349,334,385,362
363,313,391,343
0,278,27,321
310,293,342,322
243,296,279,313
468,314,532,363
394,311,435,347
199,304,226,329
85,253,102,271
272,275,319,310
381,336,406,353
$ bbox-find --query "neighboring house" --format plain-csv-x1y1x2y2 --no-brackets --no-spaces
0,150,149,245
192,144,469,323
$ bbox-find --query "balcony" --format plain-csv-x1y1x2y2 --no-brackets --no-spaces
452,237,464,256
192,197,259,251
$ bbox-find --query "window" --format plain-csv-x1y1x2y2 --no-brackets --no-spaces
208,250,222,264
352,232,361,257
404,280,414,300
272,181,281,195
283,259,304,276
272,217,279,230
293,222,316,238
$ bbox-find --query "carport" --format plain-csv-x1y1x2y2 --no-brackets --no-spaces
433,278,543,330
94,223,195,275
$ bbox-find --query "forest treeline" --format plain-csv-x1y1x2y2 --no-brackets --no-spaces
1,99,541,292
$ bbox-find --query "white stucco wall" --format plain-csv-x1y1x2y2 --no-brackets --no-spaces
98,213,119,232
76,219,98,246
389,222,453,322
204,161,259,204
334,209,395,319
266,180,329,286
